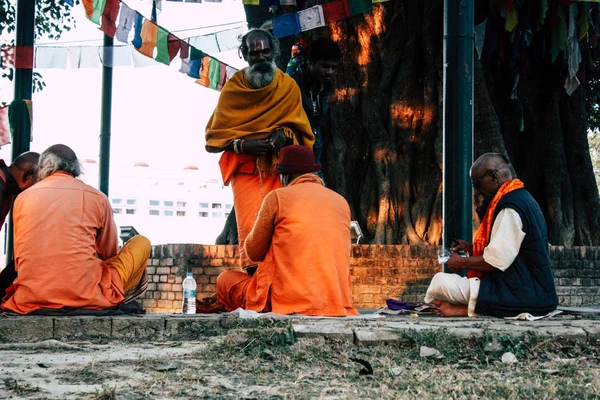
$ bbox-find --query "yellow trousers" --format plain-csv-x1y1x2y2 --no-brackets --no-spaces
105,235,151,293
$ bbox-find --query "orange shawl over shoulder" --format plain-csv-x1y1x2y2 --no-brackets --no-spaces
468,179,525,278
205,69,313,182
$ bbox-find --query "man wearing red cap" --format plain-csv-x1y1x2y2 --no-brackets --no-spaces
216,145,358,316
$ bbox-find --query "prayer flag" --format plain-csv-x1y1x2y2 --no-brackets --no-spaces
0,105,10,147
322,0,350,22
208,57,221,89
272,13,301,38
180,40,190,60
298,6,325,31
34,47,69,69
205,0,223,2
131,13,144,49
116,3,136,43
197,56,211,86
216,26,246,52
189,59,202,79
65,0,74,6
98,45,132,67
100,0,120,37
280,0,297,5
69,46,101,68
347,0,371,16
226,65,237,80
243,0,260,4
190,46,204,60
190,34,220,54
372,0,389,3
82,0,94,20
131,48,157,67
179,57,191,74
217,62,228,90
91,0,107,25
261,0,281,5
155,26,171,65
167,34,182,62
137,20,159,58
0,46,34,69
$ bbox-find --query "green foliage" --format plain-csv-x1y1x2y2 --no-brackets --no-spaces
586,46,600,132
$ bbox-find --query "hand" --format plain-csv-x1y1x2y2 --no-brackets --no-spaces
270,129,290,149
239,139,273,156
451,239,473,255
446,253,466,273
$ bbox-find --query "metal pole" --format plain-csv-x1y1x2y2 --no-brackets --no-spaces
442,0,474,269
7,0,35,263
99,34,113,196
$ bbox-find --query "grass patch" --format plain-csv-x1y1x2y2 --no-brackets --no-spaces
91,385,117,400
3,378,41,395
56,364,116,385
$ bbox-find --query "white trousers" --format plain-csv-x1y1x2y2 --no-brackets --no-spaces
424,272,480,317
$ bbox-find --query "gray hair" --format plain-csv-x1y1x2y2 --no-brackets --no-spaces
38,145,82,179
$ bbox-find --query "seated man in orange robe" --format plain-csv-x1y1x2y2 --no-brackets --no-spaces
205,29,313,274
1,144,151,314
217,146,359,316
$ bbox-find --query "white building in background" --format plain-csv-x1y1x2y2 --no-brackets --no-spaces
81,160,233,246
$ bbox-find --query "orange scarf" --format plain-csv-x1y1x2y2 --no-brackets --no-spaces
468,179,525,278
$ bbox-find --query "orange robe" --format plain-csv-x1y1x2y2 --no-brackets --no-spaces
217,174,359,316
205,68,314,267
1,172,149,314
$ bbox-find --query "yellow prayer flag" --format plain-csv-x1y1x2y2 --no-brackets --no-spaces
243,0,260,4
505,5,518,33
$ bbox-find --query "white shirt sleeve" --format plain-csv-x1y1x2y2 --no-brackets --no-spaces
482,208,525,271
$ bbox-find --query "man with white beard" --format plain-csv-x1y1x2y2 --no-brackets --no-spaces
205,29,314,277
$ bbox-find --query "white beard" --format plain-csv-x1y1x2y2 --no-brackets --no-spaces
244,61,277,89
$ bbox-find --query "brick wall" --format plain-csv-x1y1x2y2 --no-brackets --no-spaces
141,244,600,313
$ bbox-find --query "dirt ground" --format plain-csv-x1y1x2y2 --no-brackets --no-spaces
1,324,599,400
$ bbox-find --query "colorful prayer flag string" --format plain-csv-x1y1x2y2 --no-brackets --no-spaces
80,0,240,91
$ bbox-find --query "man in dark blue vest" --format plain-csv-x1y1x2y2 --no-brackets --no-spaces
425,153,558,317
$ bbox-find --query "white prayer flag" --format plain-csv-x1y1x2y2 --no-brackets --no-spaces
226,66,237,80
35,47,69,69
280,0,297,4
69,47,101,68
298,6,325,32
132,48,159,67
98,45,133,67
190,34,220,54
215,26,247,52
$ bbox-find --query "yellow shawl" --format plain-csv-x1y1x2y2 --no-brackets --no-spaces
205,68,314,153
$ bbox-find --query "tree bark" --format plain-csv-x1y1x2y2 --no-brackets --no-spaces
216,1,600,246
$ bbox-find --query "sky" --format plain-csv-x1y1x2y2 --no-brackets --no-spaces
0,0,249,184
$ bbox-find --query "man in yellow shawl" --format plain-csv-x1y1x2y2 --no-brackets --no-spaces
425,153,558,317
205,29,313,273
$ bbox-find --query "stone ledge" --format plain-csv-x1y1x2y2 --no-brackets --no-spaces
1,314,599,344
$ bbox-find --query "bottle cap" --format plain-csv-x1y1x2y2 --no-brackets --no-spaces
186,272,193,276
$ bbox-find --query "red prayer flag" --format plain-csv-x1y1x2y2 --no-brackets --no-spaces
217,62,227,91
1,46,34,69
0,105,10,147
180,41,190,60
168,34,182,62
100,0,120,37
322,0,350,22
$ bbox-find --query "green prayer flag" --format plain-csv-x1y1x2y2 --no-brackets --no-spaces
155,26,170,65
8,100,32,144
208,58,221,90
91,0,107,24
190,46,203,61
347,0,371,16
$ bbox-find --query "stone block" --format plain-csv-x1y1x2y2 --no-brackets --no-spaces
53,316,112,340
159,275,168,283
293,324,354,342
112,316,165,339
538,326,588,343
164,315,221,339
0,317,54,342
354,329,401,345
157,267,170,275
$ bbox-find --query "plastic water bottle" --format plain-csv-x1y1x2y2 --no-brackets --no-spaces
182,272,197,314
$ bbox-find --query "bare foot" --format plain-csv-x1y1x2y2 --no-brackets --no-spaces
433,300,468,317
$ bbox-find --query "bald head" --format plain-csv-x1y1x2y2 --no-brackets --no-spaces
39,144,82,180
470,153,516,196
12,152,40,170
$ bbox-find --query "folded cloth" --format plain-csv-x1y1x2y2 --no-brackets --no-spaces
385,298,413,311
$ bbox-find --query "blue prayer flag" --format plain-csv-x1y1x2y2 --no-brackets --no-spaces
272,13,301,39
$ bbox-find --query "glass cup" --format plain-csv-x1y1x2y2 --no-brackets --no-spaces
437,248,451,264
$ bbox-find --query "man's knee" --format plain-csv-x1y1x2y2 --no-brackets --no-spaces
125,235,151,253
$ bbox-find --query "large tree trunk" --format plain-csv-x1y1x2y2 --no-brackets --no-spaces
325,1,600,245
217,1,600,246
